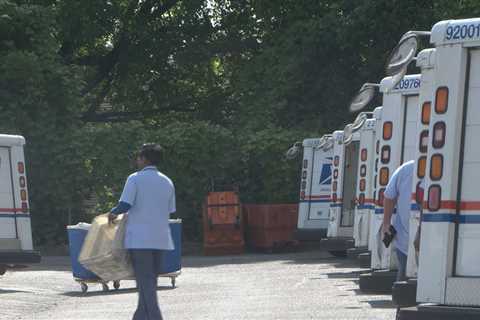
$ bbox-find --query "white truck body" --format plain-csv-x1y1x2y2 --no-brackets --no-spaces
297,137,333,239
417,18,480,306
370,74,421,270
328,130,360,238
367,107,383,253
0,135,39,266
405,49,436,278
353,117,377,248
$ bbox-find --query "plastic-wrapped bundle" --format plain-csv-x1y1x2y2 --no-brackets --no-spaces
78,214,134,281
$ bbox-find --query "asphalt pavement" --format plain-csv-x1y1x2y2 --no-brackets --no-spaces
0,249,396,320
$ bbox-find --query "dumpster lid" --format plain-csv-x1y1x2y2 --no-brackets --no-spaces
67,222,91,230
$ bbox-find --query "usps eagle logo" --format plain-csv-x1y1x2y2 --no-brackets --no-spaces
320,157,332,185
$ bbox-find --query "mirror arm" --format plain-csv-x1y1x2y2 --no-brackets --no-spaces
410,31,431,37
363,83,381,89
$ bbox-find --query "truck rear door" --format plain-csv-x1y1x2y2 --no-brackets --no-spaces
0,147,18,240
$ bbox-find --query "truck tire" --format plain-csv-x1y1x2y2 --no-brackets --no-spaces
329,250,347,258
392,280,417,307
359,270,396,293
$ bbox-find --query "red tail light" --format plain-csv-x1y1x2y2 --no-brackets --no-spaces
433,122,446,149
358,194,365,205
360,165,367,177
419,130,429,153
381,146,391,164
415,182,424,206
18,162,25,174
378,188,385,207
361,149,368,161
19,176,26,188
428,185,441,211
359,179,366,192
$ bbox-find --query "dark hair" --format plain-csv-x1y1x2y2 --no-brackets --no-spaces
138,143,162,166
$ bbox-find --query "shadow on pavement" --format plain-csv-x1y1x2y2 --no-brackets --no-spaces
363,299,395,309
324,270,367,279
61,285,173,297
0,288,28,294
17,248,353,271
349,288,393,297
12,256,72,272
182,249,335,268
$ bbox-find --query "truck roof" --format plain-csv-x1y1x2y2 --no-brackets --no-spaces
0,135,26,146
416,48,436,70
431,18,480,46
380,74,421,94
302,138,323,147
373,106,383,120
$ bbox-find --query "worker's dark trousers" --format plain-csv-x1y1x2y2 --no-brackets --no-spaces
130,249,164,320
395,248,408,282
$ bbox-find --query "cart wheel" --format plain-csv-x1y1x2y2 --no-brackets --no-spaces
0,265,7,275
113,281,120,290
102,283,109,292
171,277,176,288
80,283,88,293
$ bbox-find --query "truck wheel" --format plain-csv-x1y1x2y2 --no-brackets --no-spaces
0,265,7,275
329,250,347,258
392,280,417,307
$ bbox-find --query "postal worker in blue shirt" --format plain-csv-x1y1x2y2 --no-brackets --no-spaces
382,160,414,282
109,143,176,320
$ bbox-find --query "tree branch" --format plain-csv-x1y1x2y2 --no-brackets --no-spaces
80,0,181,119
82,107,197,123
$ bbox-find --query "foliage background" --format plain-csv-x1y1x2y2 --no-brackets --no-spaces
1,0,478,244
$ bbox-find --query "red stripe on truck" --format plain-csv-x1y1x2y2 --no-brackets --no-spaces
0,208,27,213
307,195,331,199
423,200,480,211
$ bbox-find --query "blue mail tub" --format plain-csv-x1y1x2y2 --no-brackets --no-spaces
67,223,99,280
158,219,182,274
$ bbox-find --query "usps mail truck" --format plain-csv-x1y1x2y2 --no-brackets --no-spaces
405,48,436,280
360,106,383,267
392,18,480,320
379,47,437,308
351,113,377,259
296,136,333,240
0,135,40,274
355,74,421,293
321,128,360,256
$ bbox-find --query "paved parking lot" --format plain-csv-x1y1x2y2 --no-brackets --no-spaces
0,249,396,320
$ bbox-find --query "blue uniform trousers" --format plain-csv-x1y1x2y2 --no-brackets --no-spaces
130,249,164,320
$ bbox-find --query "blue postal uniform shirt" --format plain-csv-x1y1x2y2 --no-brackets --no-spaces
119,166,176,250
384,160,414,255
